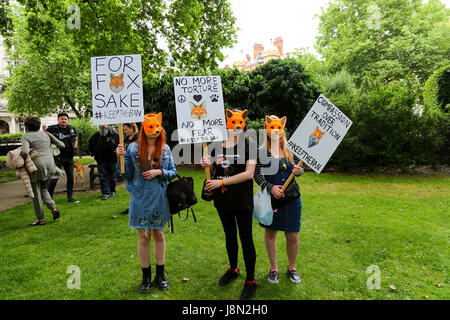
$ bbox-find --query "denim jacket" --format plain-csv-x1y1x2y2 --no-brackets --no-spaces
123,142,177,197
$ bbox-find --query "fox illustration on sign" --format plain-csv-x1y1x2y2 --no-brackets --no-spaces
110,73,124,93
308,126,325,148
190,102,207,120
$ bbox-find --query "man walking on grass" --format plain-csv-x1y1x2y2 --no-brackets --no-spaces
47,113,80,203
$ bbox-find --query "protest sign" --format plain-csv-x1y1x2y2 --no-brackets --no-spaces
287,94,353,174
91,54,144,125
173,76,227,145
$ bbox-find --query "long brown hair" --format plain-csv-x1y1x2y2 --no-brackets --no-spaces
262,115,293,164
137,115,166,170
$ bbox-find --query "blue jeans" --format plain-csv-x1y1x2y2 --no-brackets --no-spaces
97,160,117,195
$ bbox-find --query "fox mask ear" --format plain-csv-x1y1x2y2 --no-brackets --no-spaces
280,116,287,126
265,115,272,124
144,114,153,122
110,74,115,80
156,112,162,124
226,109,233,119
241,109,248,121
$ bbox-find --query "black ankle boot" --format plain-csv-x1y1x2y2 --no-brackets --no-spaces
154,264,169,291
154,274,169,291
139,267,151,293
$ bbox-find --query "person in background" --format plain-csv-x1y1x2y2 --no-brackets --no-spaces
21,116,64,226
254,115,304,285
46,113,79,203
88,125,119,200
118,123,139,215
116,113,176,293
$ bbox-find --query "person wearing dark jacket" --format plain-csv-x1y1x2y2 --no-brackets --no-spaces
46,113,79,203
89,125,119,200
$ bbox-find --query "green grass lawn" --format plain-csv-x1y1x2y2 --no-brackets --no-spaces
0,170,448,300
0,171,17,183
73,157,95,165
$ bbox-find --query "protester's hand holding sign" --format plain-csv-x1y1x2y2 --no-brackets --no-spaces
203,179,222,192
271,185,285,199
200,156,213,168
116,144,126,156
292,164,304,176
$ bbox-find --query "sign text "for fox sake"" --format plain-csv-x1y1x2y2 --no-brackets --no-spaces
91,54,144,125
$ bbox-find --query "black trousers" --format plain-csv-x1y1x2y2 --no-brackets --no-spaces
217,208,256,281
48,157,74,199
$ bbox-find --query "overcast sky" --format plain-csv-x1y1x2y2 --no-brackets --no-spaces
219,0,450,67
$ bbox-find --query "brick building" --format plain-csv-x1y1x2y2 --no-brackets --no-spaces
233,36,288,71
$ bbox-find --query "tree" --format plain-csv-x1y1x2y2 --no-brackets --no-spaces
2,0,237,117
424,64,450,113
316,0,450,87
245,58,321,135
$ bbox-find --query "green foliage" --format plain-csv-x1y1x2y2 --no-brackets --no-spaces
70,117,97,155
0,132,25,144
141,59,321,144
3,0,237,118
292,48,328,78
246,118,265,132
424,64,450,114
319,69,356,96
329,80,449,169
316,0,450,87
244,58,321,135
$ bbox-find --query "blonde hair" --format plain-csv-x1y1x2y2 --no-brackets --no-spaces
262,115,293,164
124,122,138,134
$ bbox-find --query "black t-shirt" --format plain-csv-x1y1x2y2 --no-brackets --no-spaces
47,124,77,159
210,138,256,211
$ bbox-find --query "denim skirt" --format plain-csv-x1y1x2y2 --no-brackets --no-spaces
260,197,302,233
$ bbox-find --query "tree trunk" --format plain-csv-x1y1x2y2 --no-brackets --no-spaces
64,96,82,118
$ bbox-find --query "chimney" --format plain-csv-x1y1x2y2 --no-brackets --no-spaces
274,37,283,56
253,43,264,60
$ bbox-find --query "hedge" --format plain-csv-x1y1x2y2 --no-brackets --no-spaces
424,64,450,114
0,132,25,144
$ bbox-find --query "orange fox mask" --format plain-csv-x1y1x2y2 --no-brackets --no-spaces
226,109,248,133
142,113,163,138
265,115,287,136
110,73,124,93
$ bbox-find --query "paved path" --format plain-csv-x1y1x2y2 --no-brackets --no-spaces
0,161,98,212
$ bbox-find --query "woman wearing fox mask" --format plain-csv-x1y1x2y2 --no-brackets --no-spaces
201,109,258,300
254,115,304,285
116,113,176,293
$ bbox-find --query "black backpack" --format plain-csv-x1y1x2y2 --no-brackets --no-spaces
166,173,198,233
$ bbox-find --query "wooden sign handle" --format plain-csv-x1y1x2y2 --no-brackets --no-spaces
118,123,125,174
281,160,303,192
203,142,211,180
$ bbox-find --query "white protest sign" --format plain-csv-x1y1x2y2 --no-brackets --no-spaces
173,76,227,144
287,94,353,174
91,54,144,125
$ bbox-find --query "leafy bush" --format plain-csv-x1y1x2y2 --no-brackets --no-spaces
0,132,25,144
70,117,98,156
424,64,450,114
329,80,449,169
319,69,356,96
